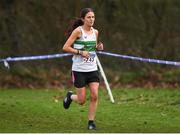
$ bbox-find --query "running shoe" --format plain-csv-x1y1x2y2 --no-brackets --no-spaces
88,123,96,130
63,91,73,109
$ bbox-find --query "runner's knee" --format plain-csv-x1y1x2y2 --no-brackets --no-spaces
78,96,86,105
90,94,98,102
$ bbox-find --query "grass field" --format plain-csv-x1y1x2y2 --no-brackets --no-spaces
0,88,180,133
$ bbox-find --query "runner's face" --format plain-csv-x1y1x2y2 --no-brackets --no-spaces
83,12,95,27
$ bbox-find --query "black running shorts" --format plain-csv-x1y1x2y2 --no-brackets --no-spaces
71,71,100,88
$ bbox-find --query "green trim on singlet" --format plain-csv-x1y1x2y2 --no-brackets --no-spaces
83,46,96,51
74,41,96,46
74,40,96,51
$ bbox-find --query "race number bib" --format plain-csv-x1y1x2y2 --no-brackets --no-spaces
83,53,96,63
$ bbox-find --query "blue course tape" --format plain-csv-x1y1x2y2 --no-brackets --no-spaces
0,52,180,67
0,53,71,62
97,51,180,66
0,53,72,69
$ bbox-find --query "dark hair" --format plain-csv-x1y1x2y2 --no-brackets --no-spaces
65,8,94,38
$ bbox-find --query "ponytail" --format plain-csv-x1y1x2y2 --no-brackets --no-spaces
65,8,94,38
65,17,83,38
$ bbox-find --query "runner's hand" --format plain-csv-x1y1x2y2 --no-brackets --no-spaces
81,51,90,58
96,42,104,50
